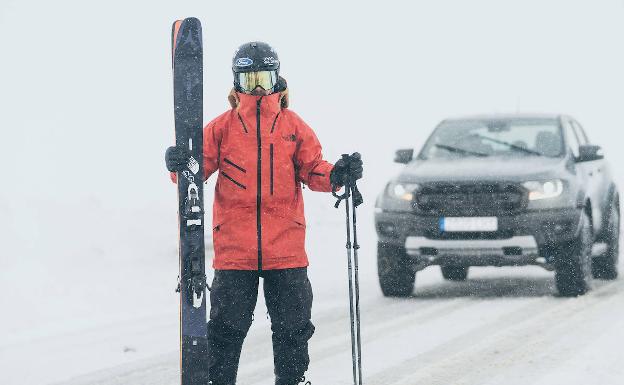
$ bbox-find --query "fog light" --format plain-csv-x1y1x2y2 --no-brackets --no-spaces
377,223,397,236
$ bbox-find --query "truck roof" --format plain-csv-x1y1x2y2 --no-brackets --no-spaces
444,113,562,121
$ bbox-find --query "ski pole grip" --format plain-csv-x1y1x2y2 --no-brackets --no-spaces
331,153,353,207
332,184,350,208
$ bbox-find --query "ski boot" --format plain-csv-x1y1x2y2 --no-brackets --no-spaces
275,376,311,385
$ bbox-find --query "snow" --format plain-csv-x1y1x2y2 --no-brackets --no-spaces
2,0,624,384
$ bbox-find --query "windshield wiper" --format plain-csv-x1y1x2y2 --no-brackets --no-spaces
434,144,489,157
474,134,544,156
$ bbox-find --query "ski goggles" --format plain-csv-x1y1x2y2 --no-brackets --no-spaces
237,70,278,92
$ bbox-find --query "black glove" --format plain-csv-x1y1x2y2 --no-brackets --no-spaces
165,145,189,172
330,152,363,187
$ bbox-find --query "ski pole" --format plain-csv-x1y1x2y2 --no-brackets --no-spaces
333,184,358,385
332,162,364,385
351,184,363,385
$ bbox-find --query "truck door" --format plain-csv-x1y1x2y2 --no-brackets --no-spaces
571,119,607,233
562,118,591,212
564,119,600,230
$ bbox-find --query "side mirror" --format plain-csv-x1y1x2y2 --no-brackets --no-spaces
577,144,604,162
394,149,414,164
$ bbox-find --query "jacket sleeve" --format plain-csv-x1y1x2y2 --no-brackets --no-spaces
202,119,221,181
169,118,223,183
292,112,335,192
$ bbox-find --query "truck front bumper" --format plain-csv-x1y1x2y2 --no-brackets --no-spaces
404,235,545,267
375,207,582,269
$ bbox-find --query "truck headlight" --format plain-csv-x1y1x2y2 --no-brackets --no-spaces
387,182,420,201
522,179,563,200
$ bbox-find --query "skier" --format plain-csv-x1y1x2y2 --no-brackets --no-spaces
165,41,363,385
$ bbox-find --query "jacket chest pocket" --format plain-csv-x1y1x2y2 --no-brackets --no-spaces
218,129,255,192
218,152,246,189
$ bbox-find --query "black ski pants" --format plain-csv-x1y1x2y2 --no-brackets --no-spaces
206,267,314,384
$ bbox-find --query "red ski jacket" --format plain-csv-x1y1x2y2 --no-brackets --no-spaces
172,89,335,270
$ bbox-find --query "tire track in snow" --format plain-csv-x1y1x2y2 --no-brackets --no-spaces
366,278,623,385
56,272,621,385
57,292,470,385
51,294,431,384
236,274,557,383
237,298,475,384
472,279,624,385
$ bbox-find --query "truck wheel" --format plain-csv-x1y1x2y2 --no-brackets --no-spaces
592,201,619,280
441,265,469,281
555,210,593,297
378,242,415,297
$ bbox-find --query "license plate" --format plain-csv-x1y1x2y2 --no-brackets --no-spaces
440,217,498,232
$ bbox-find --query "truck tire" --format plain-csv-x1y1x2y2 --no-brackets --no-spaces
592,200,619,280
378,242,415,297
555,210,593,297
441,265,469,281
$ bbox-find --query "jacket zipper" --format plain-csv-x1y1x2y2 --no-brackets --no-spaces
270,144,274,195
256,97,263,271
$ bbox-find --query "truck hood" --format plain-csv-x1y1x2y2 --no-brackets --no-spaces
399,156,568,183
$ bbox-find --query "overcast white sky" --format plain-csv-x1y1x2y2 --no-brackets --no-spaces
1,0,623,255
3,4,624,384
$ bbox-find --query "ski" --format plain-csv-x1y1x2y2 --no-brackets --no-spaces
171,17,208,385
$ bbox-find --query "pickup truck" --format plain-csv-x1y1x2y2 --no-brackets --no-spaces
375,114,619,297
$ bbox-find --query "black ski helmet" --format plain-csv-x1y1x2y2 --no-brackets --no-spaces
232,42,280,91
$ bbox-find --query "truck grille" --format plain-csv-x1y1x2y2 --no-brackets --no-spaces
414,182,527,216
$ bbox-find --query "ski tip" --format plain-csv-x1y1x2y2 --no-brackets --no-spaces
171,18,202,57
171,18,203,62
184,17,202,29
181,17,202,42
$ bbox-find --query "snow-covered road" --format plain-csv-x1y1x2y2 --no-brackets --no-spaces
3,2,624,384
27,215,621,385
57,275,624,385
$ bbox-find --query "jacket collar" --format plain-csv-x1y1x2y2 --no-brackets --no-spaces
228,88,289,117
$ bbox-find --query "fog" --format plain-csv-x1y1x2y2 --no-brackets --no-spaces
1,1,623,384
2,1,622,212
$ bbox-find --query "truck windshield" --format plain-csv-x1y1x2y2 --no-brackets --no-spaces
418,118,564,160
